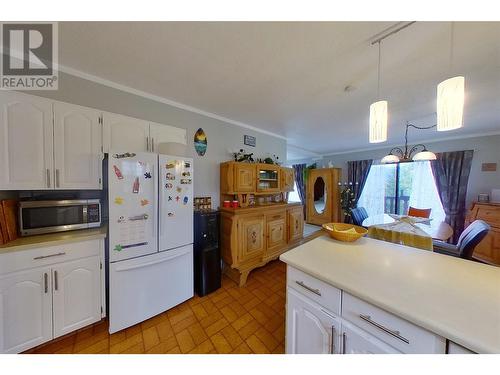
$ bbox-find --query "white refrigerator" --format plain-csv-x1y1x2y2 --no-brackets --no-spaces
108,151,193,334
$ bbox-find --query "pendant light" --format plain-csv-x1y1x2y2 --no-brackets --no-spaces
437,22,465,131
369,41,388,143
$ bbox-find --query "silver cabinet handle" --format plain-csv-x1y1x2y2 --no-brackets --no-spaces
342,332,346,354
54,270,58,291
33,252,66,260
151,137,154,152
46,169,51,188
55,169,60,188
146,136,149,151
44,273,48,294
295,280,321,296
330,326,335,354
359,314,410,344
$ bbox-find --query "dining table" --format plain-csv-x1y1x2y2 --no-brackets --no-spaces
362,213,454,242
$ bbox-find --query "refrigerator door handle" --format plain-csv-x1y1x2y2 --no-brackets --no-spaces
114,251,188,272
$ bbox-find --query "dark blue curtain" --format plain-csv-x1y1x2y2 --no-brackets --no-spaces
431,150,474,243
347,159,373,205
292,164,306,214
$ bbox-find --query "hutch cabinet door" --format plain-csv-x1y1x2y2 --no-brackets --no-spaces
257,164,281,193
53,102,102,189
266,212,287,256
234,163,256,192
288,207,304,242
281,167,295,192
103,112,150,153
0,267,53,354
286,288,341,354
52,256,101,338
237,215,265,263
0,92,54,190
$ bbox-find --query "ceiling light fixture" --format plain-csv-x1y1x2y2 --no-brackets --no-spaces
381,121,437,164
369,41,387,143
437,22,465,131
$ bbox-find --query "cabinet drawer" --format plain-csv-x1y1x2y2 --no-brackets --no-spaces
342,292,445,353
286,266,341,315
0,239,102,275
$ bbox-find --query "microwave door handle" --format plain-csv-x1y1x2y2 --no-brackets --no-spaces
82,206,88,223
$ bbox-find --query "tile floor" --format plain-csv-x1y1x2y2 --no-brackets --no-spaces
25,260,287,354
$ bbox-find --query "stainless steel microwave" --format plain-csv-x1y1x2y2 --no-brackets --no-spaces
19,199,101,236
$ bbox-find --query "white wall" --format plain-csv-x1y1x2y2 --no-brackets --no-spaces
24,72,286,208
289,134,500,208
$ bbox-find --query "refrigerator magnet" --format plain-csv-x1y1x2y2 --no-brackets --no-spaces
168,212,174,217
176,196,180,202
140,199,149,206
117,215,125,223
165,183,173,189
182,171,190,177
132,177,140,193
176,186,182,193
114,197,124,205
113,165,124,180
168,196,173,201
183,196,189,205
166,173,175,180
184,161,191,168
144,172,152,179
166,163,175,169
113,152,136,159
113,244,123,252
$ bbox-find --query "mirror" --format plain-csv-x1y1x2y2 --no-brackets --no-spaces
313,177,326,214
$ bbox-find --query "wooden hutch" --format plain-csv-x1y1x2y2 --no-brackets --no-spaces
467,201,500,266
220,162,303,286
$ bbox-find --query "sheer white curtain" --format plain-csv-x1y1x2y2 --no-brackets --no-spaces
408,161,446,222
357,164,386,216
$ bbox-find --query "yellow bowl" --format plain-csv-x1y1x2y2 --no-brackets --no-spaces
322,223,368,242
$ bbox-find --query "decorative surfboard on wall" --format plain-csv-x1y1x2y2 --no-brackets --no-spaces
194,128,207,156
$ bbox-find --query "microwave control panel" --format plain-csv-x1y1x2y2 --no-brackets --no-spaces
87,204,101,223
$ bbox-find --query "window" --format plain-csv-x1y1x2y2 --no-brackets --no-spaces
358,161,445,222
288,181,302,203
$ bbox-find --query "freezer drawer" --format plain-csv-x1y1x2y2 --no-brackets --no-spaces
109,244,193,333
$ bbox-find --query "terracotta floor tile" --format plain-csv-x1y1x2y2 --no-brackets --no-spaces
73,331,109,353
220,305,238,323
249,307,268,325
246,335,270,354
166,346,181,354
141,313,167,330
109,331,127,347
176,329,196,353
272,342,285,354
199,310,223,329
169,308,194,326
242,296,261,311
76,338,109,354
172,315,198,334
124,324,142,338
238,319,261,340
220,325,243,349
228,301,247,316
191,303,209,320
120,342,145,354
142,326,160,351
146,336,178,354
189,339,215,354
231,313,255,331
156,320,175,342
210,332,233,354
187,322,208,345
231,342,253,354
254,327,279,351
200,299,218,314
205,317,229,337
110,333,143,354
272,323,285,343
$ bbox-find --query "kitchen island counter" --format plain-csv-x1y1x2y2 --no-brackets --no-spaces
280,235,500,353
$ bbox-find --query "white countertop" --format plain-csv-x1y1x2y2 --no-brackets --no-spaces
280,235,500,354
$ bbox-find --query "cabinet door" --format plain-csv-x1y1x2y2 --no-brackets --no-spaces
286,288,340,354
53,102,102,189
472,229,500,265
257,164,280,192
0,92,54,190
238,215,265,263
341,321,400,354
266,213,287,256
0,267,52,353
103,112,150,153
52,256,101,338
281,167,295,192
149,122,187,153
288,207,304,242
234,164,256,192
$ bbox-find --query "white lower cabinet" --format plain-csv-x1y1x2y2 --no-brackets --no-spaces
52,256,102,338
341,320,400,354
0,239,105,353
0,267,53,354
286,287,341,354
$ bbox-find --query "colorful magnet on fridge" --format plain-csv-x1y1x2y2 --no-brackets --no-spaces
180,179,192,184
144,172,152,179
166,173,175,180
138,161,146,167
182,171,190,177
140,199,149,206
168,212,174,217
117,215,125,223
183,196,189,205
176,196,180,202
132,177,140,193
165,183,173,189
113,152,136,159
114,197,124,205
166,163,175,169
176,186,182,193
184,161,191,168
113,165,124,180
168,196,173,201
113,244,123,252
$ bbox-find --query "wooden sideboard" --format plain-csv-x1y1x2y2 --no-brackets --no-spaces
466,202,500,266
220,203,304,286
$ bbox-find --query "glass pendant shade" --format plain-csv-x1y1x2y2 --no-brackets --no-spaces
369,100,388,143
437,76,465,131
412,150,437,161
381,154,400,164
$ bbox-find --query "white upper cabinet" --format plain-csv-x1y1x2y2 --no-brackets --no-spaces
53,102,102,189
52,256,101,338
0,92,54,190
103,112,150,153
149,122,187,153
0,267,53,354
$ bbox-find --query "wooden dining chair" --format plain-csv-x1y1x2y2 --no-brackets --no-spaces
408,206,432,218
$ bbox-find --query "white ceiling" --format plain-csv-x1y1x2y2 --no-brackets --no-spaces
58,22,500,160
